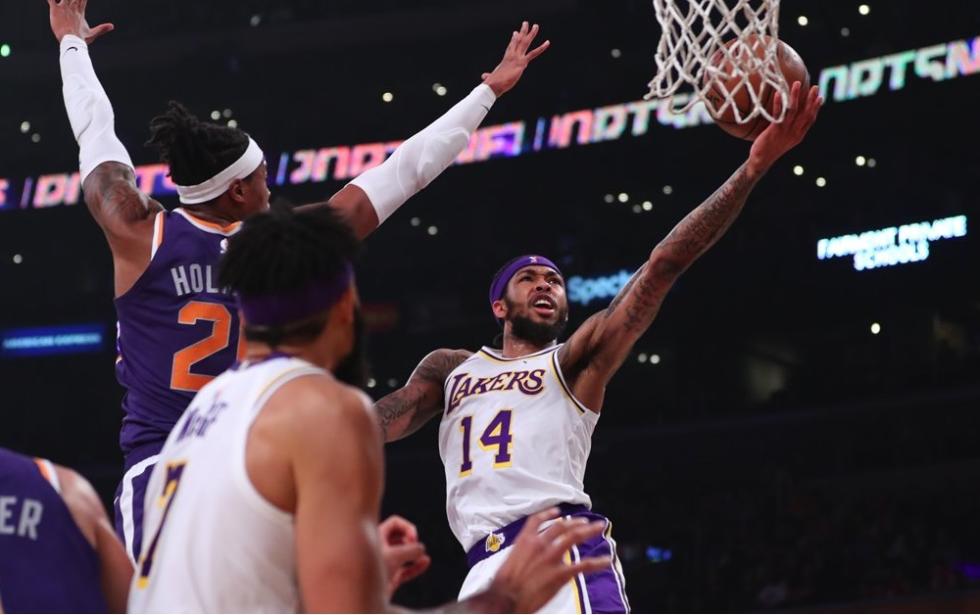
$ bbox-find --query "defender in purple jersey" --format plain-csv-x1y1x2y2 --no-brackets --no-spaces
50,0,550,562
0,447,132,613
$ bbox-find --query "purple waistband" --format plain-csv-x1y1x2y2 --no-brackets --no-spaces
466,503,596,568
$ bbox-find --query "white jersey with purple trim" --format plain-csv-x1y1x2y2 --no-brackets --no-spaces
128,355,327,613
438,344,599,550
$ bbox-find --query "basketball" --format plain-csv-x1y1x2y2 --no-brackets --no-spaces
703,36,810,141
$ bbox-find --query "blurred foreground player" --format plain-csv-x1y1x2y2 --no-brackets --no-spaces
0,447,132,613
128,208,609,612
376,82,823,613
49,0,549,562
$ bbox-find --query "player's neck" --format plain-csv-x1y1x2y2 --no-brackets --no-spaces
180,200,244,225
243,341,338,372
499,334,556,358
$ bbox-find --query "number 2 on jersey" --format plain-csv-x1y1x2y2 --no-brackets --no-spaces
137,461,187,588
170,301,246,392
459,409,513,476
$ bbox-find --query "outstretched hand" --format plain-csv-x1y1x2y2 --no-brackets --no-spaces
482,21,551,97
49,0,114,45
485,508,610,613
748,81,823,176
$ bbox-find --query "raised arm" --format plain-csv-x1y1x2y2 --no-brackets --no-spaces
560,82,823,405
50,0,163,296
375,348,472,442
300,21,550,239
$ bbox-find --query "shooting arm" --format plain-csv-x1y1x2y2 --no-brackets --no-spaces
561,161,764,386
562,82,823,391
375,349,472,442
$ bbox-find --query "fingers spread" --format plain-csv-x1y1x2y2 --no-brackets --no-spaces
520,23,540,53
569,556,613,577
545,520,604,560
527,39,550,61
521,507,559,540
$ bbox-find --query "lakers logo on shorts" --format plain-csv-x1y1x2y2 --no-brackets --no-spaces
485,531,506,553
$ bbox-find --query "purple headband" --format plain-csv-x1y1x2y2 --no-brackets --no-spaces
238,263,354,328
488,255,562,308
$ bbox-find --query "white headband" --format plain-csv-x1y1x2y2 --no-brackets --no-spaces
175,137,264,205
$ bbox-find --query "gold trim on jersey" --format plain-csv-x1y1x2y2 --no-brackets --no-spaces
550,351,590,415
477,345,558,363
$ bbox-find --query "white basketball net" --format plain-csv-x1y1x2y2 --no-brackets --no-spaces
646,0,789,124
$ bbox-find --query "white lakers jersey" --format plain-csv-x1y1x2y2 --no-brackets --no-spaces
128,356,325,613
438,344,599,550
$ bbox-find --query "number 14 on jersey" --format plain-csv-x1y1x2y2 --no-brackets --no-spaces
459,409,513,476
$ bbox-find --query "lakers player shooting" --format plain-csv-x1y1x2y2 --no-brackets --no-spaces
49,0,549,563
129,207,609,612
376,80,823,613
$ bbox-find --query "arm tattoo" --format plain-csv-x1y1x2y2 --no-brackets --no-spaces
375,349,471,439
614,162,760,332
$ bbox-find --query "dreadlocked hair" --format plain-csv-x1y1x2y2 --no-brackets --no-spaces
145,100,251,186
218,206,361,346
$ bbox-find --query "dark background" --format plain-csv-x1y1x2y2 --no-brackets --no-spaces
1,0,979,611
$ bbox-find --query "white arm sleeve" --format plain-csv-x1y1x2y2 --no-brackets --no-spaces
349,83,497,225
59,35,134,183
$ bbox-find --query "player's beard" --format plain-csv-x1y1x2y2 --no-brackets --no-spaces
333,309,369,389
506,298,569,347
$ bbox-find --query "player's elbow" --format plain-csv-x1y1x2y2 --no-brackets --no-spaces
646,247,686,285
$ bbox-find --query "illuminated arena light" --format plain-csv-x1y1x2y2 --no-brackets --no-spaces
3,35,978,212
1,324,104,358
568,269,633,306
816,215,968,271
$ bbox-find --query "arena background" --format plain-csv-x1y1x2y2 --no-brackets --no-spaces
1,0,979,611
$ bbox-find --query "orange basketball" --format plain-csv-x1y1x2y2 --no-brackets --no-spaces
703,36,810,141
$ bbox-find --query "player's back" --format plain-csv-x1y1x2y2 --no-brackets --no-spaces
0,447,107,613
129,355,324,613
114,207,242,465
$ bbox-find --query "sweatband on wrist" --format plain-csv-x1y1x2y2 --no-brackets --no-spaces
349,83,497,225
59,35,134,183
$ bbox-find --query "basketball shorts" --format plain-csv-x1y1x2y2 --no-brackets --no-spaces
459,504,630,614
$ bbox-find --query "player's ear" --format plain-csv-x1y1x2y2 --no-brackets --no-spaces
330,284,358,327
491,298,508,320
227,178,247,204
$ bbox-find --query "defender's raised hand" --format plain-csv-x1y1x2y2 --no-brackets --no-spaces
49,0,114,44
482,21,551,97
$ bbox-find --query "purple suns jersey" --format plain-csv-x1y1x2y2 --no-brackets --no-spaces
0,448,108,613
114,208,243,465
